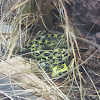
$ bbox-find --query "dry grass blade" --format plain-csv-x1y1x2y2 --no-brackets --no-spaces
13,0,31,10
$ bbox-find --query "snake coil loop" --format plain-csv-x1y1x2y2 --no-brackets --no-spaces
20,33,73,77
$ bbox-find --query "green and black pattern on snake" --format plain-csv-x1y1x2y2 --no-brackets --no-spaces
20,33,73,77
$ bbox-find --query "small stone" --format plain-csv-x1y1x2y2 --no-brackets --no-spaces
96,32,100,39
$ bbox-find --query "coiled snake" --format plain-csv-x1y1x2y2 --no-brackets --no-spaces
20,33,73,77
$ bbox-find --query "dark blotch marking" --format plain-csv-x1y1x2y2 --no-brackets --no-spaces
57,56,62,58
57,34,61,37
35,53,40,56
51,34,54,37
42,39,45,43
36,37,41,40
32,49,34,52
25,45,31,48
53,52,57,55
44,53,50,56
40,51,44,54
35,41,38,44
53,59,55,62
47,41,51,44
48,56,53,59
58,62,64,65
58,58,62,61
42,58,46,61
53,64,57,66
40,43,43,45
68,56,72,61
32,46,35,48
59,72,62,76
25,49,31,53
64,53,68,57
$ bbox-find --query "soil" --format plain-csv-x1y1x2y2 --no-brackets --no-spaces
68,0,100,33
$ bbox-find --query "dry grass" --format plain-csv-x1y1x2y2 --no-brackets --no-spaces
0,0,100,100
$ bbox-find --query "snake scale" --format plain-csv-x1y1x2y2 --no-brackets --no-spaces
20,32,73,77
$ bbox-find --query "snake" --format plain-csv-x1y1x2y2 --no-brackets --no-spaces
20,32,73,77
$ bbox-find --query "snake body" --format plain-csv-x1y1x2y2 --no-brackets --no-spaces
21,33,73,77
